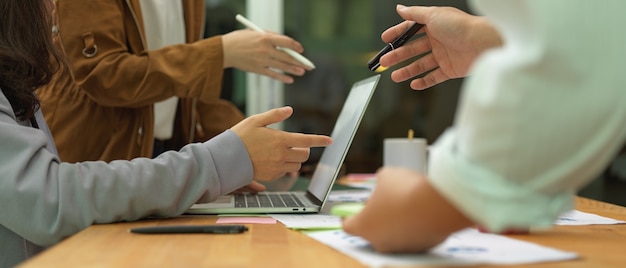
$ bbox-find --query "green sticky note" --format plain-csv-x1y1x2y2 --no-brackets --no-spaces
331,202,365,217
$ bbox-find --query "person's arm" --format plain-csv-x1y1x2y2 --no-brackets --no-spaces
0,107,247,246
0,99,331,246
344,1,626,253
55,0,225,107
342,167,472,253
428,0,626,233
380,5,503,90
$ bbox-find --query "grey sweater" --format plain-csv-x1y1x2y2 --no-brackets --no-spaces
0,91,252,267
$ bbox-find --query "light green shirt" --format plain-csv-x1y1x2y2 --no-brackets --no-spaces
429,0,626,232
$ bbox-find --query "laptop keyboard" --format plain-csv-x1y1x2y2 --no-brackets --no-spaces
234,193,306,208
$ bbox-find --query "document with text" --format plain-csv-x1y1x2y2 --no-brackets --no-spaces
308,228,577,267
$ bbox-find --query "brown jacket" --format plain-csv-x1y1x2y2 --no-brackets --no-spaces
38,0,244,162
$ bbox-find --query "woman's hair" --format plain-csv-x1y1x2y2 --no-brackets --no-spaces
0,0,61,120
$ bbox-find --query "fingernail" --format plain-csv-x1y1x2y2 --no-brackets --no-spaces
397,4,407,10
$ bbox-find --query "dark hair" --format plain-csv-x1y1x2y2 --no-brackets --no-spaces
0,0,61,120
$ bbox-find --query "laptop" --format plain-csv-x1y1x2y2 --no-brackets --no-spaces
186,74,380,214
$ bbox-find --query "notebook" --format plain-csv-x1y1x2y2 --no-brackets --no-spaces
186,74,380,214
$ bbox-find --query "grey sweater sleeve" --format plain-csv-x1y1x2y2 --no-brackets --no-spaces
0,94,253,246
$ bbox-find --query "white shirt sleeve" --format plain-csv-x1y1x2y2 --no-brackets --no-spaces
428,0,626,232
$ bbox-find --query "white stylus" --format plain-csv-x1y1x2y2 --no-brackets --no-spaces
235,14,316,69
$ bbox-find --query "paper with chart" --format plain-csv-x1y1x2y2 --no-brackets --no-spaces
270,201,622,266
307,228,578,267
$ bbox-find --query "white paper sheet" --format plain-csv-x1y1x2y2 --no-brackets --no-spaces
554,210,626,225
270,199,622,267
269,214,342,230
270,209,625,231
307,228,578,267
327,190,371,203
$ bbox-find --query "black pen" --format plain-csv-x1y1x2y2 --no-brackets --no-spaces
368,22,424,73
130,224,248,234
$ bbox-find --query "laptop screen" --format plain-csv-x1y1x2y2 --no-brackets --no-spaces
306,75,380,203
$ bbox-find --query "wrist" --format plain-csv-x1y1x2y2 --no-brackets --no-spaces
220,34,233,68
469,17,504,52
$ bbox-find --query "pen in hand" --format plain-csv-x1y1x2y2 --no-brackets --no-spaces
235,14,316,69
368,22,424,73
130,225,249,234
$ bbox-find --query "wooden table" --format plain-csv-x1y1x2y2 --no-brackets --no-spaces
19,197,626,268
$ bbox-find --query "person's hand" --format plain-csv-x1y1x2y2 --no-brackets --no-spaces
222,30,313,84
230,181,266,194
380,5,503,90
342,167,472,253
231,106,333,181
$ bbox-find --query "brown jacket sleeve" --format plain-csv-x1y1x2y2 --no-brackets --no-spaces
54,0,224,108
168,98,245,150
194,99,245,142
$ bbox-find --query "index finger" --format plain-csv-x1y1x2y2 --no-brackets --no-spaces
395,5,432,26
381,20,415,43
284,132,333,148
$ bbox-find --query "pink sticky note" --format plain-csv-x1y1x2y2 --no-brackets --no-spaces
346,173,376,181
216,217,277,224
